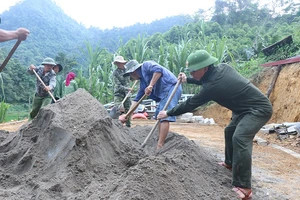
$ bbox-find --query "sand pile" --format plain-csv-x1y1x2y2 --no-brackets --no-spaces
0,89,236,199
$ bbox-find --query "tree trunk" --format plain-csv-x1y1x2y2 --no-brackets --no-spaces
265,65,282,98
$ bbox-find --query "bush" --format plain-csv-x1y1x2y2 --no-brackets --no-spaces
0,101,10,123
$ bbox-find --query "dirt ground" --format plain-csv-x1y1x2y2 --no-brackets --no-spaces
1,64,300,199
0,89,241,200
137,120,300,200
1,118,300,199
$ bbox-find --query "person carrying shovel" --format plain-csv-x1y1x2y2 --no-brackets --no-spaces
119,60,182,150
0,27,29,42
112,56,133,127
157,50,273,199
27,57,57,120
0,28,30,72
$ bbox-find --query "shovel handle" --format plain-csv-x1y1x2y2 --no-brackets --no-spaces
121,80,138,105
32,69,57,103
124,93,147,119
0,39,22,72
141,78,182,148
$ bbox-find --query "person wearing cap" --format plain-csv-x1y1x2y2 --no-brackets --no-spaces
157,50,273,199
62,72,78,97
112,55,132,127
120,60,182,150
0,27,30,42
52,64,64,103
27,57,57,119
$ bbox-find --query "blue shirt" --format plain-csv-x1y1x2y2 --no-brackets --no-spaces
134,61,178,102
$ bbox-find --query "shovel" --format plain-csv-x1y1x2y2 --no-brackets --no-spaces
32,69,57,103
119,93,147,122
119,80,138,112
109,80,138,119
141,78,182,148
0,39,22,72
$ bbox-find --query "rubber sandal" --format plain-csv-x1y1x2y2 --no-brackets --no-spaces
232,187,252,200
218,162,232,170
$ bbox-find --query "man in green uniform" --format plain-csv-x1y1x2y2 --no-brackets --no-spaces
112,56,132,127
52,64,63,103
157,50,273,199
28,57,57,119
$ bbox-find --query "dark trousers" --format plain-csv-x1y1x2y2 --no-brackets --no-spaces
29,95,51,119
224,110,272,188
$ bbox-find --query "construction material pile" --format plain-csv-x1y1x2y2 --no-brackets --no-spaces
0,89,236,199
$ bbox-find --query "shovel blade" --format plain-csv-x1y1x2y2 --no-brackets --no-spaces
118,104,125,113
109,106,121,119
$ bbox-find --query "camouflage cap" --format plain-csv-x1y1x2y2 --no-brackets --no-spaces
123,60,142,76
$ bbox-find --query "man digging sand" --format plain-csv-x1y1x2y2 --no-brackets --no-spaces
158,50,273,199
119,59,182,151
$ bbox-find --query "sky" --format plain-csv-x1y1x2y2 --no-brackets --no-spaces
1,0,215,30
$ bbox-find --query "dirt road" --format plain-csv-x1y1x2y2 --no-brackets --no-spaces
1,119,300,199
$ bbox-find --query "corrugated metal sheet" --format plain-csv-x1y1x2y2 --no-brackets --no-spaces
261,56,300,67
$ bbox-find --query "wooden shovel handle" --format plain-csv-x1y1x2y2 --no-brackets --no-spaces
121,80,138,105
141,78,182,148
124,93,147,119
0,39,22,72
32,69,57,103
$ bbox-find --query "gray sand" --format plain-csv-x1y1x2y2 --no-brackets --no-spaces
0,89,237,200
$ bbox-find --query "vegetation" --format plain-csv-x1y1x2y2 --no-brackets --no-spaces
0,0,300,122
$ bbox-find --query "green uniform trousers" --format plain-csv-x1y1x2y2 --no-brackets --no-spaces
114,95,131,127
30,95,52,119
224,110,272,188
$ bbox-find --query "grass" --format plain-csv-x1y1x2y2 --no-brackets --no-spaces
1,103,30,123
4,111,28,122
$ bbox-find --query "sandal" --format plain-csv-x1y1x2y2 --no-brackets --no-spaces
218,162,232,170
232,187,252,200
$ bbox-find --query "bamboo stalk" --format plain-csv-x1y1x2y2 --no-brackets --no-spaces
265,65,282,98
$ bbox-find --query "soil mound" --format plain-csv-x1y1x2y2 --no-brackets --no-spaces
0,89,236,199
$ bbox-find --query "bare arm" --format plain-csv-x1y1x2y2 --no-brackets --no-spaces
145,72,161,95
0,28,30,42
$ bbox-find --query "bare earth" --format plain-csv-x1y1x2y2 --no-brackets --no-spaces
2,64,300,200
1,118,299,199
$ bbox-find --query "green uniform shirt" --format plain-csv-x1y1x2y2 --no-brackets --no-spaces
53,74,63,99
112,68,131,97
167,63,272,118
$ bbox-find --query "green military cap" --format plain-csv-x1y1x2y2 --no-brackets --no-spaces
41,57,56,66
185,50,218,72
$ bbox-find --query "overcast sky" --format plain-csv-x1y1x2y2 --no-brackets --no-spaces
1,0,215,29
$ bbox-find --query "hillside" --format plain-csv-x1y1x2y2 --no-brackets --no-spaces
0,0,192,66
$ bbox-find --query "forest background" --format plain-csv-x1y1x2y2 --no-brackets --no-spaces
0,0,300,121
